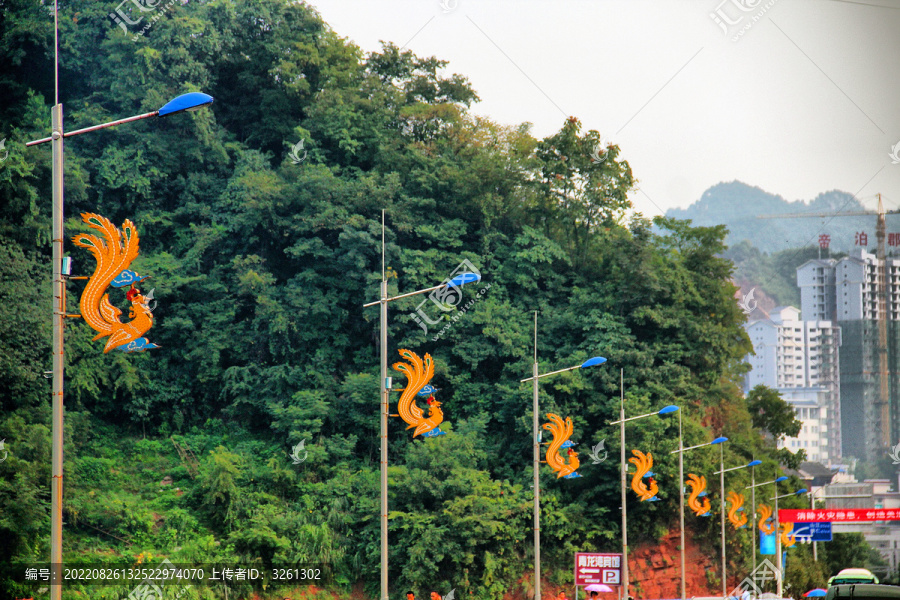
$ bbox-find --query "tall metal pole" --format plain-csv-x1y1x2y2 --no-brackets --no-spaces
533,312,541,600
50,0,64,595
811,490,817,561
380,212,389,600
679,410,685,600
50,101,64,600
620,369,628,600
751,466,757,576
719,444,726,597
775,490,782,598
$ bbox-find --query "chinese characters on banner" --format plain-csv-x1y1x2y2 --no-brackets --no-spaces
815,233,900,248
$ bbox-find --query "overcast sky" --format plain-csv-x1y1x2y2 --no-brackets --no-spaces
308,0,900,218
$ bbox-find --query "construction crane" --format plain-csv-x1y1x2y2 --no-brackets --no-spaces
758,194,895,450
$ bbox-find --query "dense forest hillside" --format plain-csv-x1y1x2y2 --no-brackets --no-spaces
0,1,877,598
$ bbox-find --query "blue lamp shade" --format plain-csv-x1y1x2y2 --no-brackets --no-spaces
775,476,789,483
580,356,607,368
711,436,728,445
657,405,679,415
446,272,481,287
747,460,763,467
158,92,214,117
796,488,808,495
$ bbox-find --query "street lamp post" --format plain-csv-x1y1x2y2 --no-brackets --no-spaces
719,443,726,597
27,90,213,600
670,416,727,600
807,486,874,561
745,475,788,596
607,383,678,600
770,487,807,597
519,315,606,600
713,458,763,594
363,222,481,600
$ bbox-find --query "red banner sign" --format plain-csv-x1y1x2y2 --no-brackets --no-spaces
779,508,900,522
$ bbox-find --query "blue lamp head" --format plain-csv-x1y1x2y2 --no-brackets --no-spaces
796,488,808,495
747,460,763,467
158,92,214,117
580,356,607,369
711,436,728,445
446,273,480,287
775,476,789,483
657,405,679,415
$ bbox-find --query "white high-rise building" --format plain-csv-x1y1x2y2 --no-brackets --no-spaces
798,247,900,322
744,306,841,461
797,247,900,460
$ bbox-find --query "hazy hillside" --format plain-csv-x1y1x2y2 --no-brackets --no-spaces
667,181,896,255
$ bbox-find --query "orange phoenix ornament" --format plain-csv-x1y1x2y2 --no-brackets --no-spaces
726,491,748,529
780,521,797,547
686,474,712,517
392,349,446,438
758,504,776,534
629,450,660,502
72,213,158,353
543,413,580,479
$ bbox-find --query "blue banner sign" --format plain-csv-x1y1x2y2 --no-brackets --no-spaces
790,521,832,542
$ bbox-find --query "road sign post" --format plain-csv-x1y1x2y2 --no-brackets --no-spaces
575,553,623,587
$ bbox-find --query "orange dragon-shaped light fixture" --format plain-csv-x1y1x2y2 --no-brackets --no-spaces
543,413,580,479
392,348,446,438
629,449,660,502
71,213,158,353
685,473,712,517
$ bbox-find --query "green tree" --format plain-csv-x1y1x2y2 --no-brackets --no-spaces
747,385,802,440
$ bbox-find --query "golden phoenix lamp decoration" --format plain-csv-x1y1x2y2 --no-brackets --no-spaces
543,413,580,479
726,491,748,529
392,349,446,438
780,521,796,547
758,503,776,534
72,213,158,353
629,450,660,501
685,474,712,517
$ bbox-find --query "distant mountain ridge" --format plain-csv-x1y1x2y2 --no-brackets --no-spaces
666,181,891,254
